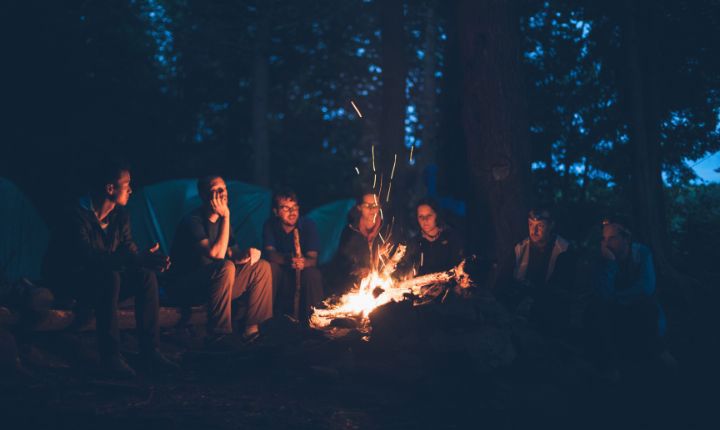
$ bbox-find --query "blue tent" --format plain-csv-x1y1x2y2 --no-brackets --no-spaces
0,178,48,281
126,179,353,265
126,179,271,254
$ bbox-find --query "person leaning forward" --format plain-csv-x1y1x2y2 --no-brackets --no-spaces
262,188,324,323
42,158,177,379
168,175,272,348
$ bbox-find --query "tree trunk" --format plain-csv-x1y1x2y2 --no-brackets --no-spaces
414,4,438,200
458,0,531,270
251,7,270,187
378,0,408,211
619,0,675,279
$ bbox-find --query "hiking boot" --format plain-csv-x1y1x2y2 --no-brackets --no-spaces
140,349,181,373
241,330,261,345
101,355,136,379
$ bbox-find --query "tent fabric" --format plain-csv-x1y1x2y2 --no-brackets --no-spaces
0,176,352,281
306,199,355,265
0,178,48,281
126,179,271,255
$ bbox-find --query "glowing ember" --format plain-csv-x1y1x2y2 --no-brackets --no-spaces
350,100,363,118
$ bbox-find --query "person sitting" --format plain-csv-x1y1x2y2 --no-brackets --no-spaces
586,215,674,371
404,198,464,277
497,207,576,335
262,188,323,322
326,190,384,295
42,158,176,378
168,175,273,347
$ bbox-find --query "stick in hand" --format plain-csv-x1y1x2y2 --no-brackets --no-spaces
292,228,302,322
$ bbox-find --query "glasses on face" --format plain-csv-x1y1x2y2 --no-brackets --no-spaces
361,203,380,210
279,205,299,213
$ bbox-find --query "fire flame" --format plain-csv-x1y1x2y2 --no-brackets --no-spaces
310,259,471,331
310,270,406,330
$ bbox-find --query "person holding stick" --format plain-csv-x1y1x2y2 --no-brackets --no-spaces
262,188,323,323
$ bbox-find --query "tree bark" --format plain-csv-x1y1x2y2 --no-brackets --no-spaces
458,0,531,271
618,0,675,279
378,0,408,209
413,3,438,200
251,6,270,187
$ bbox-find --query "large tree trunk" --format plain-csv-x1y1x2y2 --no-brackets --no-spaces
251,6,270,187
378,0,408,211
619,0,675,279
458,0,531,271
412,3,439,201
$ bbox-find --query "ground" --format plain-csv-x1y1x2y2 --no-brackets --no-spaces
1,294,718,430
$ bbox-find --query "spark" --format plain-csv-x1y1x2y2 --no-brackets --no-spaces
373,173,377,189
409,145,414,163
385,182,392,202
390,154,397,179
379,208,384,220
354,166,360,175
420,252,424,267
371,145,376,172
379,232,386,243
350,100,363,118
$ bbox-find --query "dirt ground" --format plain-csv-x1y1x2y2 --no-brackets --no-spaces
1,298,718,430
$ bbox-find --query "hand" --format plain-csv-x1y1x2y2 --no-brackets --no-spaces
248,247,261,265
210,192,230,218
291,256,305,270
601,244,616,261
140,243,171,272
235,248,261,266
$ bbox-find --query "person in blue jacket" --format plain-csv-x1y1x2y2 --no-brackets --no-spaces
588,215,675,370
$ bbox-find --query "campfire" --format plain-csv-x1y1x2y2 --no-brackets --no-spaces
310,248,471,332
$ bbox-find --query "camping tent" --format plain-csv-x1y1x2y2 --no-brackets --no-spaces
306,199,354,265
0,178,48,281
126,179,271,254
126,178,353,266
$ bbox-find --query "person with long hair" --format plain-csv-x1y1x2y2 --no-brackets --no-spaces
404,198,464,277
326,190,384,294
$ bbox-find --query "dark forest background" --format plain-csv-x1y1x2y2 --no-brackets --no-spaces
1,0,719,285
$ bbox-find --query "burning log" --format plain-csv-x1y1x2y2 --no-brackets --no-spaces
397,260,471,296
310,259,472,332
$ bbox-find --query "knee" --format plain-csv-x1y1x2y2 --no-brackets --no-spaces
212,260,236,281
137,268,159,289
255,259,271,277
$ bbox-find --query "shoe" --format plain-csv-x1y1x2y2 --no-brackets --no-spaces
203,334,238,352
101,355,136,379
241,330,261,345
141,349,181,373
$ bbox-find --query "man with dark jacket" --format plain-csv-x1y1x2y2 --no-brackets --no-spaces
43,159,176,378
497,208,577,335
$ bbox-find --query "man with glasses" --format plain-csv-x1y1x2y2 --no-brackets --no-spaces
169,175,272,347
262,188,323,322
